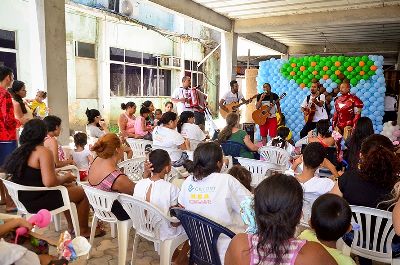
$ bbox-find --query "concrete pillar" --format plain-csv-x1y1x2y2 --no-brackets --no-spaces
244,69,258,123
219,31,238,100
37,0,70,144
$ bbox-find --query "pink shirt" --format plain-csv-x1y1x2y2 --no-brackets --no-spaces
134,116,148,136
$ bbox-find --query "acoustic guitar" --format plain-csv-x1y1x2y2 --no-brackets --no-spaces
219,94,258,119
252,93,286,125
303,93,319,123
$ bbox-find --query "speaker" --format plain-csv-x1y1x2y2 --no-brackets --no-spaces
242,123,255,143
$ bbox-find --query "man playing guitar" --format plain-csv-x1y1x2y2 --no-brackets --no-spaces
256,83,281,145
300,81,328,138
219,80,247,112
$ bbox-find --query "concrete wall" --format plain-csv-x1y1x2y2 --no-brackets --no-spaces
0,0,45,98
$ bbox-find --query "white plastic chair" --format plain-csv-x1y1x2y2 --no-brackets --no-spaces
258,146,290,171
118,194,188,265
2,179,80,236
300,193,319,228
82,185,132,265
126,138,152,157
118,157,146,182
339,205,400,265
236,157,275,187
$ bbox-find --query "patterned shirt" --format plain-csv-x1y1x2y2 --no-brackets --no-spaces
0,86,19,141
248,234,306,264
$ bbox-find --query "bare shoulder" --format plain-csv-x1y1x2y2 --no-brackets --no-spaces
36,146,53,157
296,241,337,265
225,233,250,265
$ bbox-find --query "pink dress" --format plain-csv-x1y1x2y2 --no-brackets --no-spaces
248,234,306,265
134,116,149,137
124,113,136,135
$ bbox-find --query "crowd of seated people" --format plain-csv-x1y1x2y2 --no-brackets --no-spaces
2,69,400,265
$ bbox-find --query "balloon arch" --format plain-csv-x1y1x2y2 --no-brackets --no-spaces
256,55,386,141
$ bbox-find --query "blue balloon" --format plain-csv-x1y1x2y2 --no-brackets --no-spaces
369,105,376,112
331,82,338,89
363,83,371,89
326,87,333,93
350,87,358,93
326,79,332,84
372,75,378,80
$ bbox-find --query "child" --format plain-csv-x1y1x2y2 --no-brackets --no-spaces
180,142,251,263
0,216,55,265
298,194,356,265
228,165,252,192
30,91,48,118
71,132,93,181
226,174,337,265
133,149,183,238
294,142,336,195
276,112,294,145
154,108,162,125
165,101,174,112
267,126,295,156
135,106,153,140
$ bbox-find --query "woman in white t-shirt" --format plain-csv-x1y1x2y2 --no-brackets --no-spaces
177,111,206,142
85,108,109,140
152,112,190,167
180,142,252,263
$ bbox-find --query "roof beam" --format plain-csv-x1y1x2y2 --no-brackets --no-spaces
146,0,232,32
288,42,400,55
240,32,288,54
235,5,400,33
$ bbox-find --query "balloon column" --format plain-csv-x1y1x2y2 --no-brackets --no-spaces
256,55,386,141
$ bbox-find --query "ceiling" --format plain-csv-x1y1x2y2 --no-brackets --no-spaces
191,0,400,53
192,0,400,19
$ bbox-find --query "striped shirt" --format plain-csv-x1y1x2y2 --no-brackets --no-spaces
90,170,124,192
248,234,306,265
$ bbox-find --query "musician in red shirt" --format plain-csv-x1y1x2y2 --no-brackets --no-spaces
0,66,19,211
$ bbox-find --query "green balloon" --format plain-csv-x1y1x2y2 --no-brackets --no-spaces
356,75,362,81
350,78,357,85
362,75,369,80
355,66,362,72
296,78,302,84
308,74,314,79
293,67,299,72
331,66,338,71
348,57,355,63
331,56,338,62
315,55,321,60
362,66,369,71
304,78,310,84
326,61,332,67
368,70,374,76
339,66,345,71
326,70,333,75
315,75,321,80
344,70,349,76
330,74,336,80
362,55,368,61
338,56,345,62
355,57,361,63
367,61,374,67
308,66,313,72
344,62,350,67
315,66,321,71
320,70,325,76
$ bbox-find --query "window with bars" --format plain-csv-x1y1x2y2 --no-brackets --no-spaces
0,29,17,79
109,47,172,97
184,60,203,87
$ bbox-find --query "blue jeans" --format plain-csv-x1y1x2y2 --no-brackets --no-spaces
0,141,17,169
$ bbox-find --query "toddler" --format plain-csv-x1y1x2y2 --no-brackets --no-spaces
71,132,93,181
135,106,153,140
30,91,48,118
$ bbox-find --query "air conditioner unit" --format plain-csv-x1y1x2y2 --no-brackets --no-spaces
160,56,181,68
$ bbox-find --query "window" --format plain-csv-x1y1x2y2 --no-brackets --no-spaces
75,42,95,59
184,60,203,87
109,47,172,97
0,29,17,79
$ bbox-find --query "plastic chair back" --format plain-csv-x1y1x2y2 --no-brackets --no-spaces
236,157,274,187
170,208,235,265
82,185,119,223
347,205,396,264
118,194,173,244
258,146,289,170
117,157,145,182
220,141,247,165
126,138,152,157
